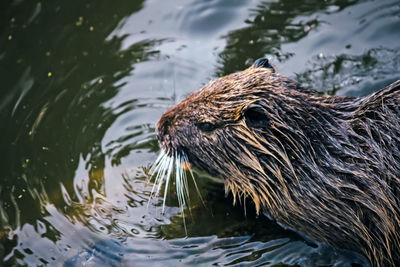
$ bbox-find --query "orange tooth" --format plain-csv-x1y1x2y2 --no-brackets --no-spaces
182,161,192,171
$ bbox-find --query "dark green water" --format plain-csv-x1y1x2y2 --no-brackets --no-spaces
1,0,399,266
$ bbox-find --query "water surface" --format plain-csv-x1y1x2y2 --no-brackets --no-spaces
1,0,399,266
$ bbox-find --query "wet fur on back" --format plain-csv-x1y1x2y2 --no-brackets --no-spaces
156,64,400,266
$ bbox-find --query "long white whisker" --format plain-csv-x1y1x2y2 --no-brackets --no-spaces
152,152,167,182
182,163,190,207
175,153,187,235
149,150,165,177
157,156,172,195
155,154,170,192
151,154,167,188
175,154,183,207
148,152,169,208
184,154,206,208
148,150,194,235
161,156,174,213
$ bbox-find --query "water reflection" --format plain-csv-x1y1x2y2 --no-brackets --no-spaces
1,0,399,265
297,47,400,96
218,0,365,75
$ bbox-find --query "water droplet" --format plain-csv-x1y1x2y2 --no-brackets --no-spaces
75,16,83,26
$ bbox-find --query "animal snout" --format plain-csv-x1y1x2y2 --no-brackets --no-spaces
156,112,176,148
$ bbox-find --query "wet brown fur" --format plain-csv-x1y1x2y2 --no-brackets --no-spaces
156,66,400,266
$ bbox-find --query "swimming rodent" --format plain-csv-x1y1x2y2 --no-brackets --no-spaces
155,58,400,266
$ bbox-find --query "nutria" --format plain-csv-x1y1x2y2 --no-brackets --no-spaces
153,58,400,266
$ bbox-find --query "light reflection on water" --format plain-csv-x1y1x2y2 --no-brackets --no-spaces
1,0,399,265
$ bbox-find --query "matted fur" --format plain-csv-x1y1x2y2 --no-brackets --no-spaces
156,65,400,266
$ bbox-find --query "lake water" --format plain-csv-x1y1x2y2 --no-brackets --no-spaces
1,0,399,266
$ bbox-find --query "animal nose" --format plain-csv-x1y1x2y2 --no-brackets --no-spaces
156,112,174,143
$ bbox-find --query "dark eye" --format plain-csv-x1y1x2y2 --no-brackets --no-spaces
197,122,216,132
244,104,269,128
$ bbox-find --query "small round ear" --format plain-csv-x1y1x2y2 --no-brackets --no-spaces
243,103,270,129
252,58,275,73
